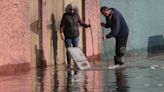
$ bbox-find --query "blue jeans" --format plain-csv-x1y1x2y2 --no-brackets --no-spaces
65,37,79,65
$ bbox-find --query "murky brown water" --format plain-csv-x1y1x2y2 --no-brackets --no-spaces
0,55,164,92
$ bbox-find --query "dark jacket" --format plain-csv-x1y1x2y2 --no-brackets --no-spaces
105,8,129,38
60,13,87,38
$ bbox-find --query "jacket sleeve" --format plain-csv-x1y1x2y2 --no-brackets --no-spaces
104,17,111,28
106,13,120,38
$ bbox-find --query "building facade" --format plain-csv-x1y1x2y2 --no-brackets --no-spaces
0,0,100,73
1,0,164,74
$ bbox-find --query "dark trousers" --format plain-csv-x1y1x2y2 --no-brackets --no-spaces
64,37,79,65
115,36,128,65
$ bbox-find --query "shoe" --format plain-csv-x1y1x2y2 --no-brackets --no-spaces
108,65,120,69
114,56,124,65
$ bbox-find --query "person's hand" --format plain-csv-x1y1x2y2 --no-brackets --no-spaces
61,33,65,40
87,24,91,27
84,24,91,28
102,36,107,40
101,22,105,27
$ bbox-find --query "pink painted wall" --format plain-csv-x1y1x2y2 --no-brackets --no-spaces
83,0,101,61
0,0,31,73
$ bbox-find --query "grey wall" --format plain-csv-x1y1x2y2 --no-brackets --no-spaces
100,0,164,58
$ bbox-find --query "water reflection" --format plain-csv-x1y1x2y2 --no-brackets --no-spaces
1,57,164,92
53,66,59,92
66,70,72,92
115,70,129,92
36,68,45,92
30,63,164,92
33,66,103,92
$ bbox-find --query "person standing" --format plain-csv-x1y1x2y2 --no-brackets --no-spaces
60,3,90,68
100,6,129,65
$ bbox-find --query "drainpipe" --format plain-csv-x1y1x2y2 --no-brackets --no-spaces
38,0,47,67
82,0,87,54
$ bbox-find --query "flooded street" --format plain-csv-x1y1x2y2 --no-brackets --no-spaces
0,55,164,92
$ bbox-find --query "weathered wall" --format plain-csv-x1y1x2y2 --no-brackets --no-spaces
83,0,101,61
29,0,40,67
0,0,101,71
100,0,164,58
0,0,31,73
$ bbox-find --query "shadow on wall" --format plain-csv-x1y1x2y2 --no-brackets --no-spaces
30,20,40,35
35,46,47,68
148,35,164,57
30,19,44,67
51,14,58,65
35,45,42,67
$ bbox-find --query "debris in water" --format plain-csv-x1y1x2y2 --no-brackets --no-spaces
108,65,120,69
150,64,159,70
158,84,163,87
150,66,156,69
161,66,164,69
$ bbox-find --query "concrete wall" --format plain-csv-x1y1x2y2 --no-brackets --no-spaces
0,0,31,74
29,0,41,67
100,0,164,58
29,0,52,67
83,0,101,61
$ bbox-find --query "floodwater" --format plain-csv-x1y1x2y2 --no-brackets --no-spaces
0,55,164,92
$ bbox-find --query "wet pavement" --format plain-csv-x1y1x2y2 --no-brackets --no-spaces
0,54,164,92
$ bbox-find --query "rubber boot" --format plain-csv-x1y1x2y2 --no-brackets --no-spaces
114,56,124,65
114,56,119,65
